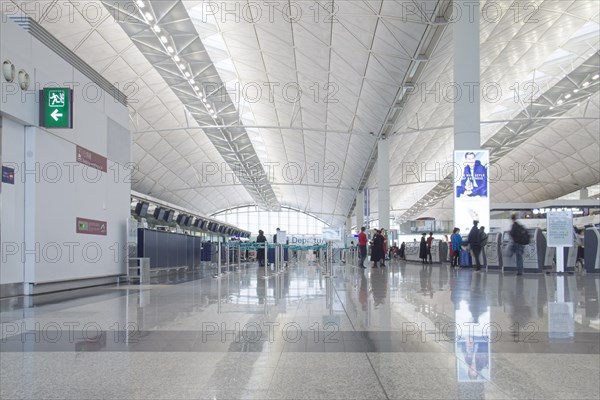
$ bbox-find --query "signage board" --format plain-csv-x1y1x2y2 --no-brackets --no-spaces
547,210,573,247
76,145,107,172
40,88,73,128
76,217,107,236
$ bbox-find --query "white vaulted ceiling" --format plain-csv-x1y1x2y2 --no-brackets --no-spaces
9,0,599,226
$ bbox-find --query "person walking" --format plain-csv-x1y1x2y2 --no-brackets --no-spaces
509,214,528,276
468,221,483,272
358,227,368,269
451,228,462,268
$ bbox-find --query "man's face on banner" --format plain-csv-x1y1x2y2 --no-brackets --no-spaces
465,153,476,170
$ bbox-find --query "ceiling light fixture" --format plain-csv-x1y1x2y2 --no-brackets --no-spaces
184,72,191,78
593,74,599,80
144,12,153,22
152,25,160,33
173,55,180,62
549,106,554,110
136,0,145,8
583,81,590,87
167,46,174,54
160,35,168,43
179,64,186,70
573,89,579,93
557,100,564,105
564,93,571,99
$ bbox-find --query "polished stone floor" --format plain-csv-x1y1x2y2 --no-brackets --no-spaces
1,259,599,399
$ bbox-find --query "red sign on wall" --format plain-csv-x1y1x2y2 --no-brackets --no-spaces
76,217,107,236
76,145,107,172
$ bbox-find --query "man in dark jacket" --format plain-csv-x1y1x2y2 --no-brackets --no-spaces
256,230,267,266
468,220,482,272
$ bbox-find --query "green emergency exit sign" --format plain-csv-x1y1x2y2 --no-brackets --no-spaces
40,88,73,128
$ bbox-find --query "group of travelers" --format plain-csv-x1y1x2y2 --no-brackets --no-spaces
256,214,535,275
358,226,389,269
450,221,489,271
450,215,528,275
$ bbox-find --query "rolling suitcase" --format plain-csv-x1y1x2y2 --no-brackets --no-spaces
459,248,471,267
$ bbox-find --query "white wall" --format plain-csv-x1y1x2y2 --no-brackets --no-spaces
0,118,25,284
1,16,131,289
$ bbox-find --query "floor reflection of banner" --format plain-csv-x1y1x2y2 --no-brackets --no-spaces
455,300,491,383
454,150,490,232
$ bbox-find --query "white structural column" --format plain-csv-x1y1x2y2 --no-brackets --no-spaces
453,0,481,150
346,217,352,236
378,138,390,233
356,191,365,230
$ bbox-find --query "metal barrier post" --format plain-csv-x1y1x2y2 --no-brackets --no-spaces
226,243,230,273
275,245,280,275
263,243,269,279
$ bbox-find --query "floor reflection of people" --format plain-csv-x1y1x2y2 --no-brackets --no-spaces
256,268,266,304
504,276,532,337
450,270,472,309
420,265,433,298
359,270,368,311
370,268,388,306
469,272,487,324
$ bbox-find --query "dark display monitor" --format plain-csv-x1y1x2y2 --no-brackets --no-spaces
163,209,174,223
176,214,187,225
153,207,165,220
134,201,149,218
184,215,192,226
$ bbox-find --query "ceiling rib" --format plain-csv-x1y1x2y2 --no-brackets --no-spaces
345,0,453,220
103,0,281,211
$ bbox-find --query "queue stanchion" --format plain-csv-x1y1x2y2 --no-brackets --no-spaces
321,244,329,277
226,243,230,273
214,242,223,278
263,243,270,279
274,244,279,275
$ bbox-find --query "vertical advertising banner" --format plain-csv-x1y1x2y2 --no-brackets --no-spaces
364,188,370,229
454,150,490,232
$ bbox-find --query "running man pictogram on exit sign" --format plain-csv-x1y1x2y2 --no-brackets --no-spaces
40,88,73,128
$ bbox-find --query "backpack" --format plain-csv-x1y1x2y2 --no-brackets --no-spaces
513,223,530,245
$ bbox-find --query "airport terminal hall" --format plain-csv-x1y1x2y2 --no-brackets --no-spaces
2,0,600,399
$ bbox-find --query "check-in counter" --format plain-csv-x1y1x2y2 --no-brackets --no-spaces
405,241,421,262
584,227,600,273
557,246,578,272
485,233,502,270
429,239,446,263
543,232,555,270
